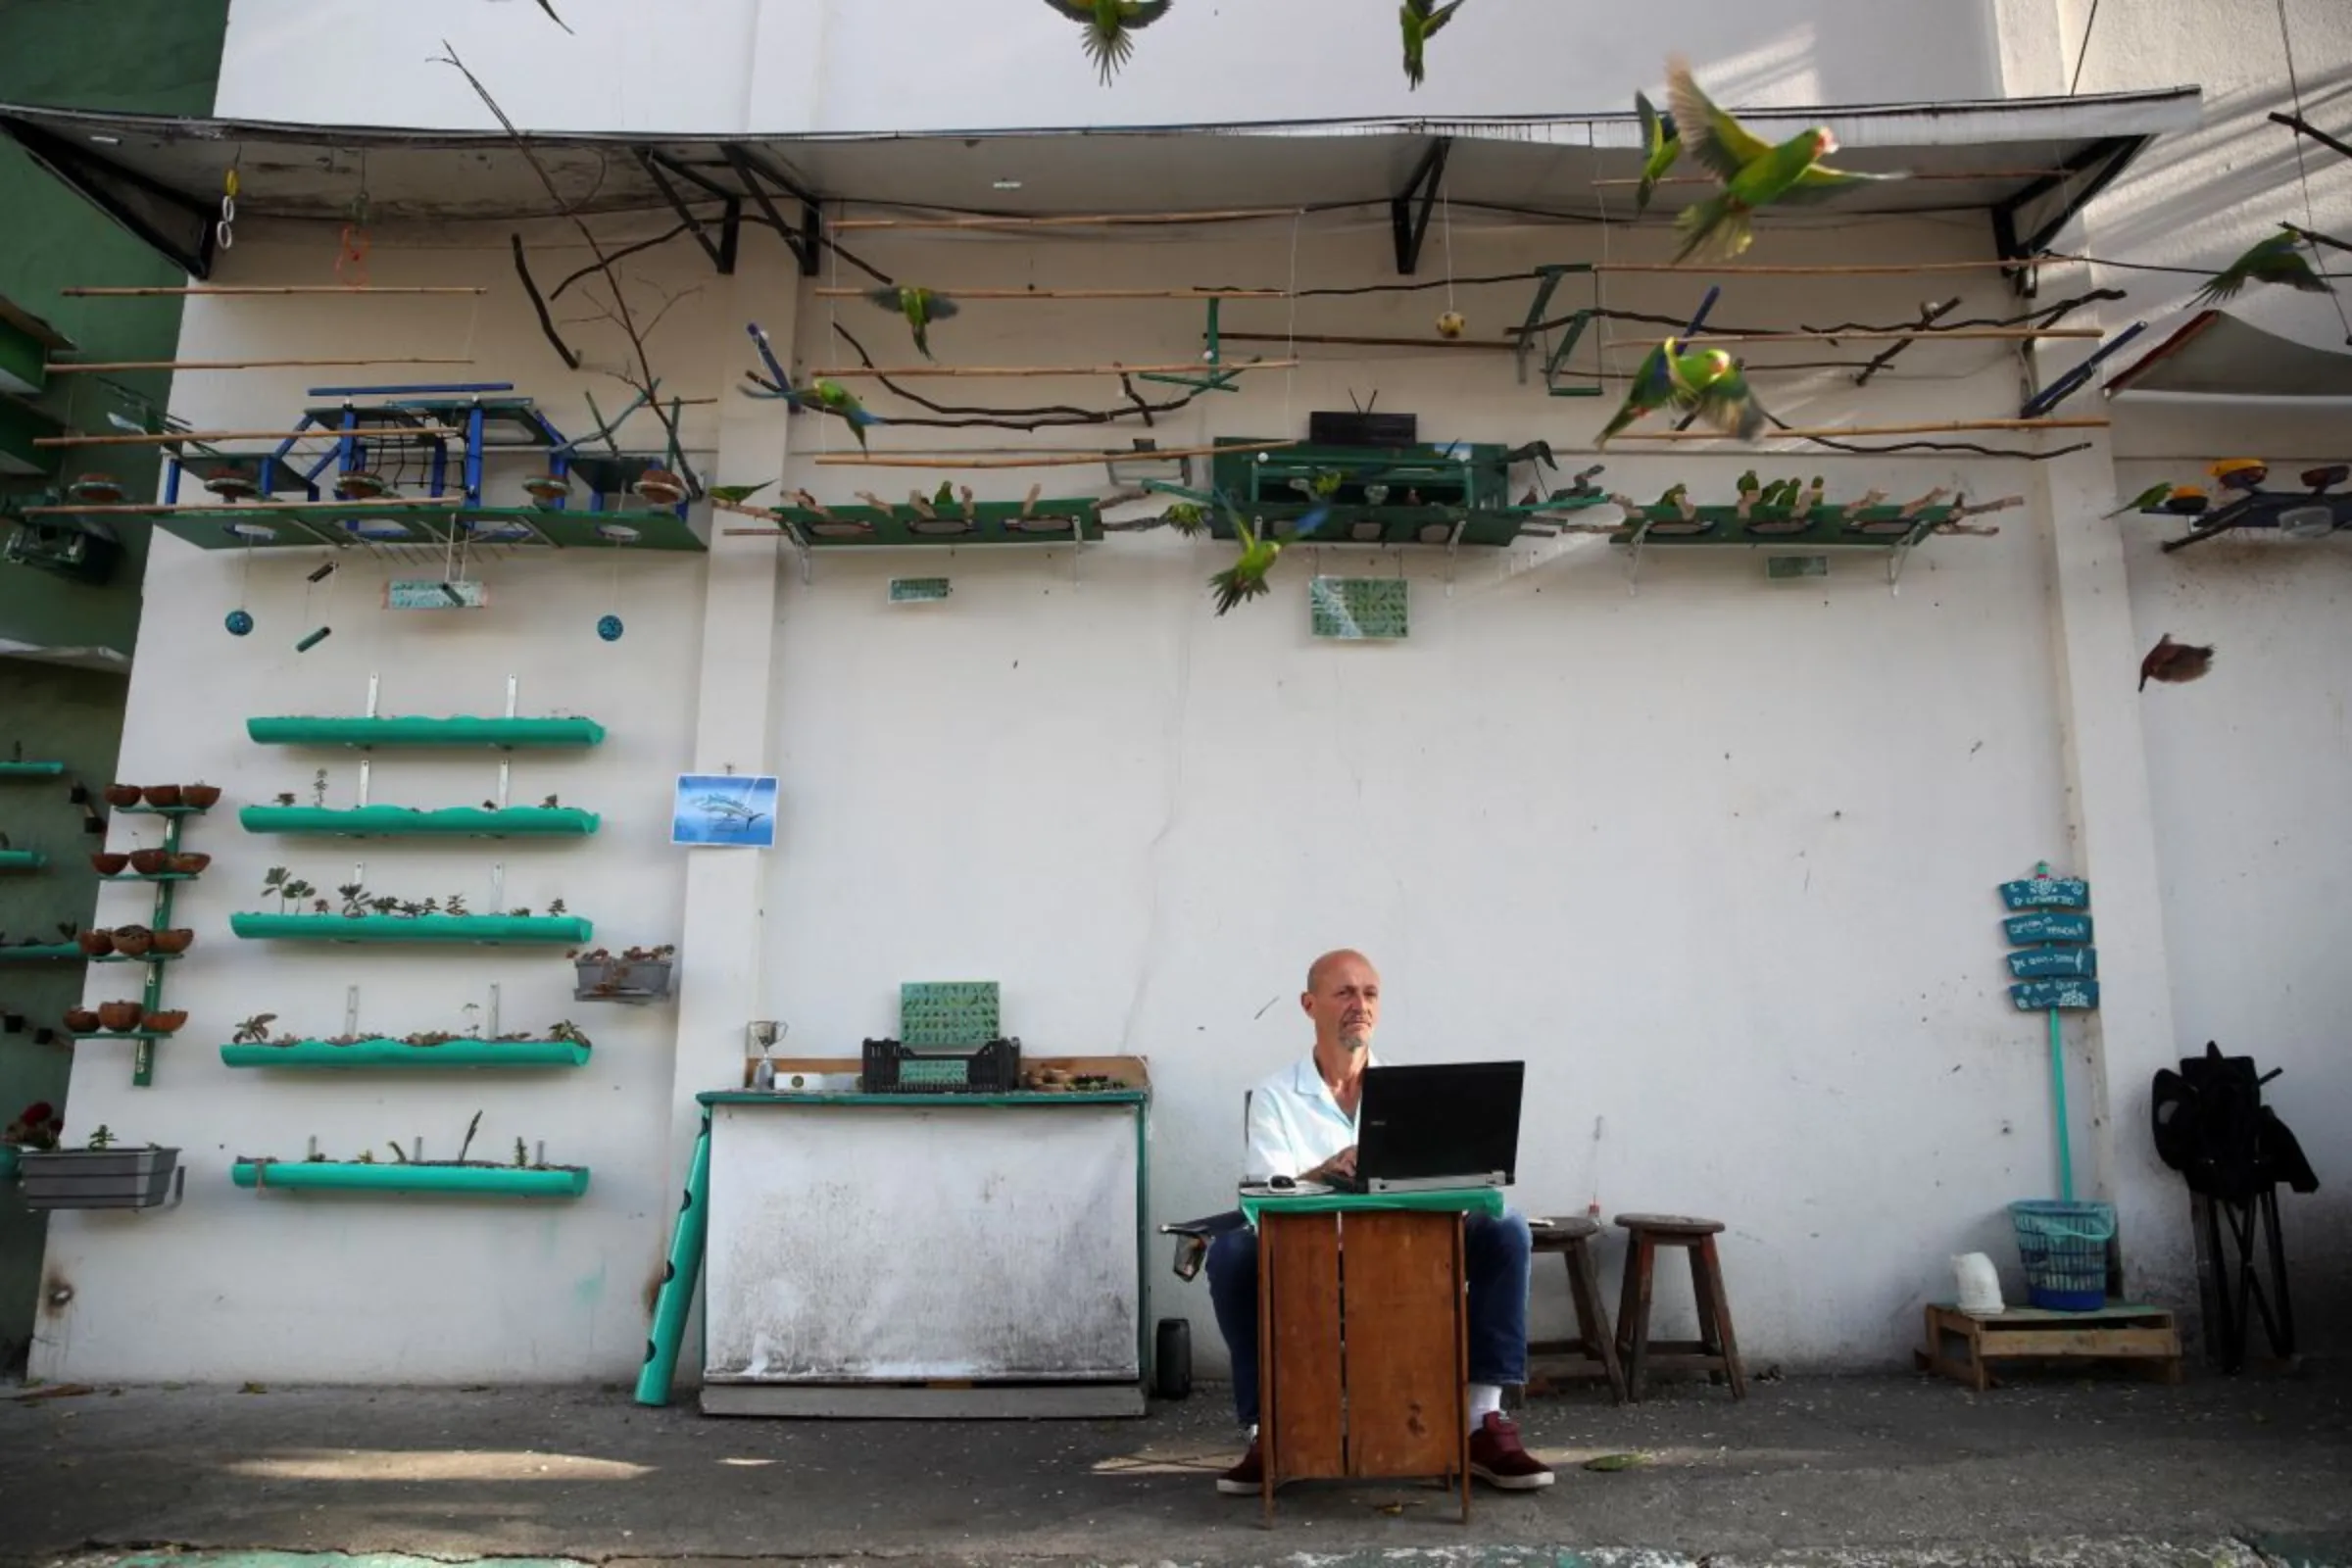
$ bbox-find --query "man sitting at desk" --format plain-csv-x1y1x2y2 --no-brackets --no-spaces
1205,948,1553,1494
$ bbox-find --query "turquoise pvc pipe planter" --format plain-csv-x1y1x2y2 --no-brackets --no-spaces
247,715,607,750
0,943,79,962
221,1038,591,1068
0,1145,20,1180
230,1160,590,1197
0,761,65,778
239,805,600,838
231,913,593,945
0,850,46,871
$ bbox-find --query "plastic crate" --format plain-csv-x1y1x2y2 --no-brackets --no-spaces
2008,1199,2116,1311
859,1037,1022,1095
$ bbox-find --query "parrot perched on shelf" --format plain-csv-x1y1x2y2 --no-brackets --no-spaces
2191,227,2333,308
1041,0,1173,85
805,381,883,453
1399,0,1465,89
2103,481,2174,518
1635,90,1682,216
1208,502,1329,615
1735,468,1761,497
934,480,958,511
1598,337,1768,446
867,286,960,361
2139,633,2216,691
706,482,773,507
1666,56,1903,263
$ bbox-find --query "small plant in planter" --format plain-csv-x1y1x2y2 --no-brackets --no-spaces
570,943,677,1003
232,1012,279,1044
261,867,318,912
77,928,116,957
111,924,156,958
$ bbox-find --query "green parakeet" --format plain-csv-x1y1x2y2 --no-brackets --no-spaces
1597,336,1768,447
1208,502,1330,616
805,380,882,453
867,286,960,361
1042,0,1174,85
1635,90,1681,217
1163,502,1207,537
1735,468,1761,496
934,480,958,511
706,481,773,506
1666,57,1902,263
2104,481,2175,518
1399,0,1465,90
2192,226,2334,307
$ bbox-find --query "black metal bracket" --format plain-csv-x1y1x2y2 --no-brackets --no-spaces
1989,135,2150,298
0,115,217,279
631,149,740,275
1390,137,1453,277
721,145,824,277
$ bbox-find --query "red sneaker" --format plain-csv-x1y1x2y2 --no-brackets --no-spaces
1216,1437,1263,1495
1468,1411,1554,1490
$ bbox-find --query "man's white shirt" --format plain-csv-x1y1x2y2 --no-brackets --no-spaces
1244,1051,1380,1181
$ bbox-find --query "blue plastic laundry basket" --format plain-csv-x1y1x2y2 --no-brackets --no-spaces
2008,1199,2116,1311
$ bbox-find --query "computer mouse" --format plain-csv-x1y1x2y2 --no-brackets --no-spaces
1268,1175,1297,1191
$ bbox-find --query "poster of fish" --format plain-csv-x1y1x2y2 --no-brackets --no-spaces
672,773,779,848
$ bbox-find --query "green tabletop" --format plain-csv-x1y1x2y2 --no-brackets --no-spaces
1239,1186,1506,1224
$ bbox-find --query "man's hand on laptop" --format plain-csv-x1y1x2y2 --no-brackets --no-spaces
1305,1148,1357,1182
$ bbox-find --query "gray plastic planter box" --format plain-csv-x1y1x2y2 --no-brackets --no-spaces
574,958,674,1004
18,1146,181,1209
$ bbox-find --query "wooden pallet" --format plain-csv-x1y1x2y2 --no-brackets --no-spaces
1915,1302,2182,1391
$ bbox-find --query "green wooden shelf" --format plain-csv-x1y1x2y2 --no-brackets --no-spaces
0,850,45,872
0,943,80,962
114,803,211,817
230,1160,590,1197
69,1029,176,1042
1608,503,1983,549
91,952,181,963
247,715,607,751
239,805,599,838
766,498,1107,549
230,912,593,946
121,504,707,555
100,871,197,883
0,761,65,779
221,1038,590,1069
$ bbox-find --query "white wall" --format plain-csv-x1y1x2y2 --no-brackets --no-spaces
2043,0,2352,1350
213,0,2008,134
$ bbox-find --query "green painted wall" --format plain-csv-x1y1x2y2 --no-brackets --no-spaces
0,0,230,1374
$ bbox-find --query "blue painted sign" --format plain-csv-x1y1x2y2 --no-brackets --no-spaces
2000,875,2089,911
2012,979,2099,1011
2005,912,2091,946
2009,947,2097,980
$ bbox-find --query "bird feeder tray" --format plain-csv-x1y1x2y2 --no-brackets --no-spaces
220,1038,590,1068
230,913,594,945
237,805,600,838
1611,504,1980,549
762,499,1107,548
246,715,606,750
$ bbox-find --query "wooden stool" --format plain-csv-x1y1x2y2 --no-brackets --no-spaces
1526,1215,1628,1403
1259,1207,1470,1524
1613,1212,1745,1400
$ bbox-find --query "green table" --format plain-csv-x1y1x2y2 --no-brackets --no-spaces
1239,1185,1505,1225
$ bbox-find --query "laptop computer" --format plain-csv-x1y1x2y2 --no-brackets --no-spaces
1325,1061,1525,1195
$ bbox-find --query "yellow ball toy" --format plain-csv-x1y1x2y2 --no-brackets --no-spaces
1436,311,1466,339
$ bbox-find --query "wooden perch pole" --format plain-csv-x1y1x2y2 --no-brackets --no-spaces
1614,417,2109,440
811,287,1285,301
832,208,1299,231
59,285,489,297
808,360,1298,379
1216,330,1512,353
1592,258,2058,277
35,426,468,448
1609,327,2100,345
813,440,1296,469
48,357,476,373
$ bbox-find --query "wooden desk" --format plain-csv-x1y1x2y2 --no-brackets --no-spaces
1255,1202,1472,1523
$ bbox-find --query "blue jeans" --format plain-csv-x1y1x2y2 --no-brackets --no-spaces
1205,1209,1531,1428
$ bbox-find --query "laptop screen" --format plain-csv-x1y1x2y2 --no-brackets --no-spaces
1355,1061,1525,1185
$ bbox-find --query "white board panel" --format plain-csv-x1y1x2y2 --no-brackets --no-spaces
707,1103,1140,1382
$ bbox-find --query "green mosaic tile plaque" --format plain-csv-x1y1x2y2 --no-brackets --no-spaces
1309,576,1409,640
890,577,953,603
901,980,1000,1046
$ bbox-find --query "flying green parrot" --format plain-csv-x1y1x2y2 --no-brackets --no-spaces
706,481,773,507
805,380,884,453
1399,0,1465,90
1042,0,1174,85
1597,336,1769,447
2191,226,2334,308
1163,502,1207,537
2104,481,2175,518
867,286,960,361
1635,90,1681,216
1207,502,1330,616
1666,57,1902,263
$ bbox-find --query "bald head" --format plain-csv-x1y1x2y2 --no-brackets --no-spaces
1301,950,1381,1056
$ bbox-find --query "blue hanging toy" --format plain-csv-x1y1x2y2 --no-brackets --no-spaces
224,609,254,636
597,613,624,642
